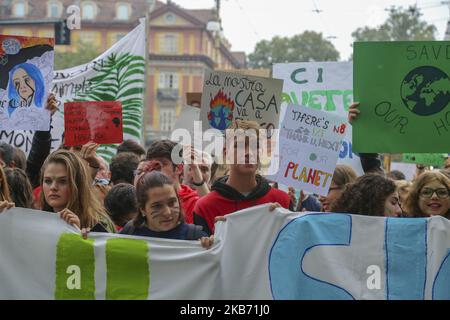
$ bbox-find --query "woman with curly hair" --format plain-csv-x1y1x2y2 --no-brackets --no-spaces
331,174,402,217
404,171,450,218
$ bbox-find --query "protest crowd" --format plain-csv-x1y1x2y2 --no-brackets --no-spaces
0,93,449,244
0,4,449,300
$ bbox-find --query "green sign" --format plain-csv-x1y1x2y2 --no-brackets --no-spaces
402,153,447,167
353,41,450,152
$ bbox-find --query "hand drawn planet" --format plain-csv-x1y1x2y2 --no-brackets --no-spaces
400,66,450,116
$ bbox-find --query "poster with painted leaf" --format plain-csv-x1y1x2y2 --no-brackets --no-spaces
402,153,447,167
268,103,347,196
273,62,364,176
353,41,450,153
200,70,283,135
64,101,123,146
0,35,54,131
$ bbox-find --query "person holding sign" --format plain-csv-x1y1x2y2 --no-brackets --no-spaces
146,140,208,224
331,174,403,217
120,171,214,249
319,164,357,212
193,120,292,236
404,171,450,219
40,150,115,234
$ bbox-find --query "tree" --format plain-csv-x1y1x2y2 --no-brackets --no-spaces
248,31,340,69
54,40,102,70
352,5,436,42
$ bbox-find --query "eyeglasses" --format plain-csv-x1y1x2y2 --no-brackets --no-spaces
419,188,449,199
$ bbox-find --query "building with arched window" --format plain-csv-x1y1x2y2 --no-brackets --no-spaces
0,0,245,143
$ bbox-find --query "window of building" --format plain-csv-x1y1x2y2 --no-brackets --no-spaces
159,107,176,132
158,72,178,89
116,3,131,20
161,34,178,54
12,1,27,17
47,1,61,18
82,2,96,20
80,31,99,45
165,13,175,24
115,33,126,42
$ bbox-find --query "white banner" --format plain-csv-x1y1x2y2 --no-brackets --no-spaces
0,20,146,162
1,206,450,300
273,62,364,176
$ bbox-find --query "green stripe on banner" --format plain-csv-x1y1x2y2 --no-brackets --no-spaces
54,233,95,300
105,238,150,300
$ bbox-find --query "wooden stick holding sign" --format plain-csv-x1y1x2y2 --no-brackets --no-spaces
64,101,123,146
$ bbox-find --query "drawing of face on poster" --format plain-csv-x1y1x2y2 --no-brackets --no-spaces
8,63,45,115
0,35,54,131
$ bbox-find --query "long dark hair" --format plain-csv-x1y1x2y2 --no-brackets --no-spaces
134,171,184,227
4,168,33,208
331,174,397,216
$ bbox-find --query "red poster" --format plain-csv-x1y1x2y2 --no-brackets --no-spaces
64,101,123,146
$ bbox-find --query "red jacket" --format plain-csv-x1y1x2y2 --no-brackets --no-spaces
178,184,199,224
193,175,292,235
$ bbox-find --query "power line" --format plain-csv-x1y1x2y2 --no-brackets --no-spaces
232,0,260,39
311,0,337,40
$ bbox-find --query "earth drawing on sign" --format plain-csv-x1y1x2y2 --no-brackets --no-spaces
400,66,450,116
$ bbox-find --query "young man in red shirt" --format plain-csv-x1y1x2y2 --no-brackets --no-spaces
193,120,293,235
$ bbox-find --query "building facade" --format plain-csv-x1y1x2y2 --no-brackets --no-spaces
0,0,245,144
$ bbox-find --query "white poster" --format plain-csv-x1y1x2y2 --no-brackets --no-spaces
273,62,364,176
0,35,53,131
270,104,346,196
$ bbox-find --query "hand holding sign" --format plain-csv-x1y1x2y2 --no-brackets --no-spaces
348,102,360,124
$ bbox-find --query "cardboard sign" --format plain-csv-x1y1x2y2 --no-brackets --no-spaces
200,70,283,135
402,153,447,167
64,101,123,146
172,105,201,146
273,62,364,176
0,35,54,131
186,92,202,108
269,104,347,196
353,41,450,153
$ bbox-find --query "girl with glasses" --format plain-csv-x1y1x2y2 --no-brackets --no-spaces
404,171,450,218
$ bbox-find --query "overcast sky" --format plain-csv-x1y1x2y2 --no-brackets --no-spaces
172,0,449,60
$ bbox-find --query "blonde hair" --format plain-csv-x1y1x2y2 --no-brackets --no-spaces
404,171,450,218
0,166,12,202
395,180,412,192
40,150,112,229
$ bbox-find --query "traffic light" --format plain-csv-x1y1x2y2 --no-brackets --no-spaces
54,20,71,45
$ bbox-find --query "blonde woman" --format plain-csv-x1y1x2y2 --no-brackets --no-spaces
40,150,115,233
395,180,412,209
404,171,450,218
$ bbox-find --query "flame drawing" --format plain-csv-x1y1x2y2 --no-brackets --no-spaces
207,89,234,130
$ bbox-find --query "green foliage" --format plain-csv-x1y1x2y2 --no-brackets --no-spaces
74,53,145,162
352,5,436,42
248,31,340,69
54,40,102,70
